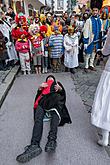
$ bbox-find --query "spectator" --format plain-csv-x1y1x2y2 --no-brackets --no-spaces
0,31,8,70
49,26,63,72
15,33,31,75
64,26,79,73
6,7,15,20
83,0,102,72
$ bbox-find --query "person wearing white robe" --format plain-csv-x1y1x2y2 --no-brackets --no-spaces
0,14,18,65
91,27,110,146
64,26,79,73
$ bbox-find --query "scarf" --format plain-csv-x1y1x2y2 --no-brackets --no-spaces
34,79,54,109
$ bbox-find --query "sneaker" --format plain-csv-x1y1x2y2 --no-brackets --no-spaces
27,71,31,75
45,140,57,152
16,144,42,163
42,68,45,74
23,71,26,75
89,66,96,71
44,67,47,73
97,140,108,147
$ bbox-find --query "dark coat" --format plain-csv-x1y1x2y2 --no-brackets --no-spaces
0,34,8,61
34,81,72,126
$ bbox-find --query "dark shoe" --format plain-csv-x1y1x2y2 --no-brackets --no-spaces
70,68,75,74
65,67,69,72
16,144,42,163
96,59,100,66
52,68,57,73
89,66,96,71
45,140,57,153
84,68,88,73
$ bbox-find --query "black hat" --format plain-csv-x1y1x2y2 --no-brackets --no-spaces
90,0,103,10
46,75,56,82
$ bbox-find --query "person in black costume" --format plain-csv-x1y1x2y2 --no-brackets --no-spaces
16,75,72,163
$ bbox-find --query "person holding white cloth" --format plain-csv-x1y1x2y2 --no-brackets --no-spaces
64,26,79,74
91,27,110,146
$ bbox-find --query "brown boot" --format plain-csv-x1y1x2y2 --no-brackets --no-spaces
89,66,96,71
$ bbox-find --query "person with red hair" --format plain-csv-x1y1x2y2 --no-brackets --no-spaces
40,25,49,73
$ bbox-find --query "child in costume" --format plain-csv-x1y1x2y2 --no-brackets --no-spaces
64,26,79,73
40,25,49,73
11,13,29,41
29,25,43,74
49,26,63,72
15,32,31,75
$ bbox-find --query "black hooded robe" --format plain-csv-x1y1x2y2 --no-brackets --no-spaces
34,81,72,126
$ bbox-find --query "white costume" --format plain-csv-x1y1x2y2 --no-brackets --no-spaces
91,28,110,146
64,33,79,68
0,19,18,62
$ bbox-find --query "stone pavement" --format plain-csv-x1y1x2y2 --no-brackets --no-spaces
72,63,104,112
0,66,19,108
0,72,110,165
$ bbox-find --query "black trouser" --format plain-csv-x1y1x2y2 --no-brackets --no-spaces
31,106,59,145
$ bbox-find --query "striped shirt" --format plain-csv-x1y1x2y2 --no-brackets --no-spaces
49,34,64,58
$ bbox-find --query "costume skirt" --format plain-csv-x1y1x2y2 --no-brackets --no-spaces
91,70,110,131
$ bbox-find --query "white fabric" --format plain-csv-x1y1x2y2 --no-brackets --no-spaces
19,52,31,72
102,28,110,56
83,18,94,46
85,54,90,69
90,51,96,67
85,51,96,68
46,108,61,124
64,33,79,68
6,43,18,61
84,44,88,50
0,22,18,61
91,61,110,131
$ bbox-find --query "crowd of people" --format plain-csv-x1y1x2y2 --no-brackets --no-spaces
0,0,110,164
0,3,110,74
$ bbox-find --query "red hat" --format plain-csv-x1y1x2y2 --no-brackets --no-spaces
40,25,47,33
15,13,26,24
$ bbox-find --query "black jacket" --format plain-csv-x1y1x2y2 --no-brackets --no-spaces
34,81,72,126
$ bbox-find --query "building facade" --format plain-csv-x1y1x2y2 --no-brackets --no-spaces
1,0,45,16
52,0,68,15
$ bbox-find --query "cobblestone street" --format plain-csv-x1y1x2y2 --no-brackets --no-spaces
72,63,104,112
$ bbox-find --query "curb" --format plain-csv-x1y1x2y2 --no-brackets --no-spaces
0,66,19,108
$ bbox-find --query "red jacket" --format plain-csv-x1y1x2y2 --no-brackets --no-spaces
15,39,30,53
30,35,43,49
11,27,29,40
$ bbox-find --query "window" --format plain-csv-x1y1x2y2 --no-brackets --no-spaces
57,0,63,10
28,4,33,16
